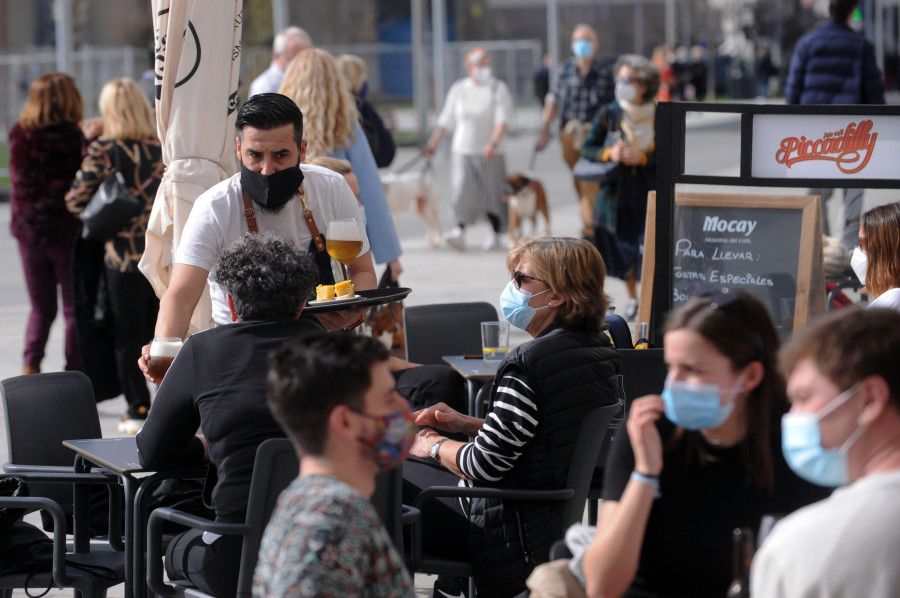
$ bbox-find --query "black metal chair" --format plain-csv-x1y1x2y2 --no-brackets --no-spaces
0,371,123,552
407,402,621,596
403,301,499,365
147,438,298,598
0,495,126,598
587,348,668,524
604,313,634,349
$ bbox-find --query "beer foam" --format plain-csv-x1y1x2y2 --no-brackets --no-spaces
328,220,362,241
150,341,182,357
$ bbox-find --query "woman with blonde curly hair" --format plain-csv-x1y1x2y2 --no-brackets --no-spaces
280,49,402,279
66,77,163,432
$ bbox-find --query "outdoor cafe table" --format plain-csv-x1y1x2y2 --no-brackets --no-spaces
63,437,205,598
442,355,498,419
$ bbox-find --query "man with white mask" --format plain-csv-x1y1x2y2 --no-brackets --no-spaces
535,24,616,239
750,307,900,597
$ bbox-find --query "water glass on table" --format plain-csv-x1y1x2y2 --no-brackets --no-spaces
481,321,509,365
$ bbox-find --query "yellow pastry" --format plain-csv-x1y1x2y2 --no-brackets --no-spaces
316,284,335,301
334,280,354,298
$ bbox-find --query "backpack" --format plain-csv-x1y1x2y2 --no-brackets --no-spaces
356,96,396,168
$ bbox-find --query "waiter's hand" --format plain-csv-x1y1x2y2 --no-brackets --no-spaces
315,306,368,331
138,343,160,385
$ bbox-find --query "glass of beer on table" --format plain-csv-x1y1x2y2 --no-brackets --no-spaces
148,337,182,381
326,218,363,282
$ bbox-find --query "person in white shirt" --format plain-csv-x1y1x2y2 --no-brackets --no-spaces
850,201,900,311
248,26,312,98
138,93,375,384
750,307,900,598
424,47,513,251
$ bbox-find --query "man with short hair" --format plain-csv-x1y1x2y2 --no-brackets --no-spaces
255,332,415,598
139,92,375,382
137,232,324,598
750,307,900,597
249,26,313,97
785,0,885,252
535,24,616,239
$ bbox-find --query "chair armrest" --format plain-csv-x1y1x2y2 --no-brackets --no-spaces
408,485,575,572
147,507,252,597
0,496,77,589
5,469,119,484
4,463,74,474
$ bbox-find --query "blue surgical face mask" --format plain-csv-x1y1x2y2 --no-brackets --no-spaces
499,280,551,331
572,39,594,59
662,377,743,430
782,385,865,487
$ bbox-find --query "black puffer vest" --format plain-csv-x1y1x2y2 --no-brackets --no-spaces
468,323,620,597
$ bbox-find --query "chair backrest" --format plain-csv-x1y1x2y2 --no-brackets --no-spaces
560,402,622,527
403,302,499,364
234,438,298,598
1,372,102,506
604,314,633,349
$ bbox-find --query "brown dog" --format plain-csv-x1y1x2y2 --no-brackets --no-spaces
505,173,550,244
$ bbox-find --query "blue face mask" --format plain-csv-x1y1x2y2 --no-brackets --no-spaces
782,385,865,487
662,378,741,430
499,280,551,331
572,39,594,59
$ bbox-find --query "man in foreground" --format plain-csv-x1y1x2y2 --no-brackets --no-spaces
750,307,900,597
255,332,415,597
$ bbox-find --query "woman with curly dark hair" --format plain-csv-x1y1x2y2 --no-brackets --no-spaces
8,73,85,375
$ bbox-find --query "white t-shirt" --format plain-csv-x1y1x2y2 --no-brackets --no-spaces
176,164,369,325
437,77,513,155
868,287,900,311
750,469,900,598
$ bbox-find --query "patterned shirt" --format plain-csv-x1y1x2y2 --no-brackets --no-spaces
253,474,413,598
548,56,616,125
457,365,540,482
66,137,163,272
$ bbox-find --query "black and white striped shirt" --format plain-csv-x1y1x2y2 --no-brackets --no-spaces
457,365,540,482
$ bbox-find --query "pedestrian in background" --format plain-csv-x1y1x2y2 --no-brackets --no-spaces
280,48,404,280
66,77,163,434
536,24,616,239
248,26,313,97
337,54,396,169
785,0,885,253
424,46,513,251
8,73,85,375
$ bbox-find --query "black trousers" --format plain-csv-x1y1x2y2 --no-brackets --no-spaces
402,456,471,560
165,527,243,598
105,268,158,415
394,364,467,414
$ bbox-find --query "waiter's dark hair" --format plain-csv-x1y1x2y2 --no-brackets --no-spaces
235,92,304,146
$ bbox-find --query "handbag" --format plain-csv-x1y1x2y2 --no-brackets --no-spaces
573,126,622,184
80,171,144,242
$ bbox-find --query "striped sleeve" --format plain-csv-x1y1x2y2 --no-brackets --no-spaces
456,366,540,482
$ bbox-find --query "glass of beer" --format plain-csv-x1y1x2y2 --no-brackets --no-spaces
148,337,182,381
326,218,363,282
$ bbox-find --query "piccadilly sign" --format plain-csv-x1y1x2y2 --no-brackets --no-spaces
752,114,900,179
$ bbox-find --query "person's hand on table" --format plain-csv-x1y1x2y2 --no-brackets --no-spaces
410,426,444,459
138,343,160,385
315,306,368,330
626,395,665,476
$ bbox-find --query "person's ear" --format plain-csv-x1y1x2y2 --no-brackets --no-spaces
859,375,890,426
226,294,239,323
298,139,307,164
329,404,358,441
741,360,766,395
235,135,243,163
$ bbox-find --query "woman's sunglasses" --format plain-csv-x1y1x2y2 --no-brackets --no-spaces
513,271,545,290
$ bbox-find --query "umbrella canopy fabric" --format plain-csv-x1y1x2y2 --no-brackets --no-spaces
139,0,242,333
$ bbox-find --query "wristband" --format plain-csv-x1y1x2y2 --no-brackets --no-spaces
630,470,662,499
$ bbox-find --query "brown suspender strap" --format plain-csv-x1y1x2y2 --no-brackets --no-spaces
241,187,326,252
241,190,259,234
299,191,326,252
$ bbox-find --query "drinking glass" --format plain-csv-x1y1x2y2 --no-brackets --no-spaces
326,218,363,282
148,337,183,381
480,321,510,365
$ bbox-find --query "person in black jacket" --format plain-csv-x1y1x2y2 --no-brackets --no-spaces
405,237,621,598
785,0,885,252
337,54,396,169
136,232,322,598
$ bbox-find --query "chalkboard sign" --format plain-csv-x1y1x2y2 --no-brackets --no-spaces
640,192,826,340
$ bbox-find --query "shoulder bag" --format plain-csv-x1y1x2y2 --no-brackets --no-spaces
80,170,144,242
573,126,621,185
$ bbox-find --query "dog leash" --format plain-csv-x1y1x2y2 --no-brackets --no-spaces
526,148,538,176
390,151,427,176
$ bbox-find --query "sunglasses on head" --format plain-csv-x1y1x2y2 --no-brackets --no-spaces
513,271,545,290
